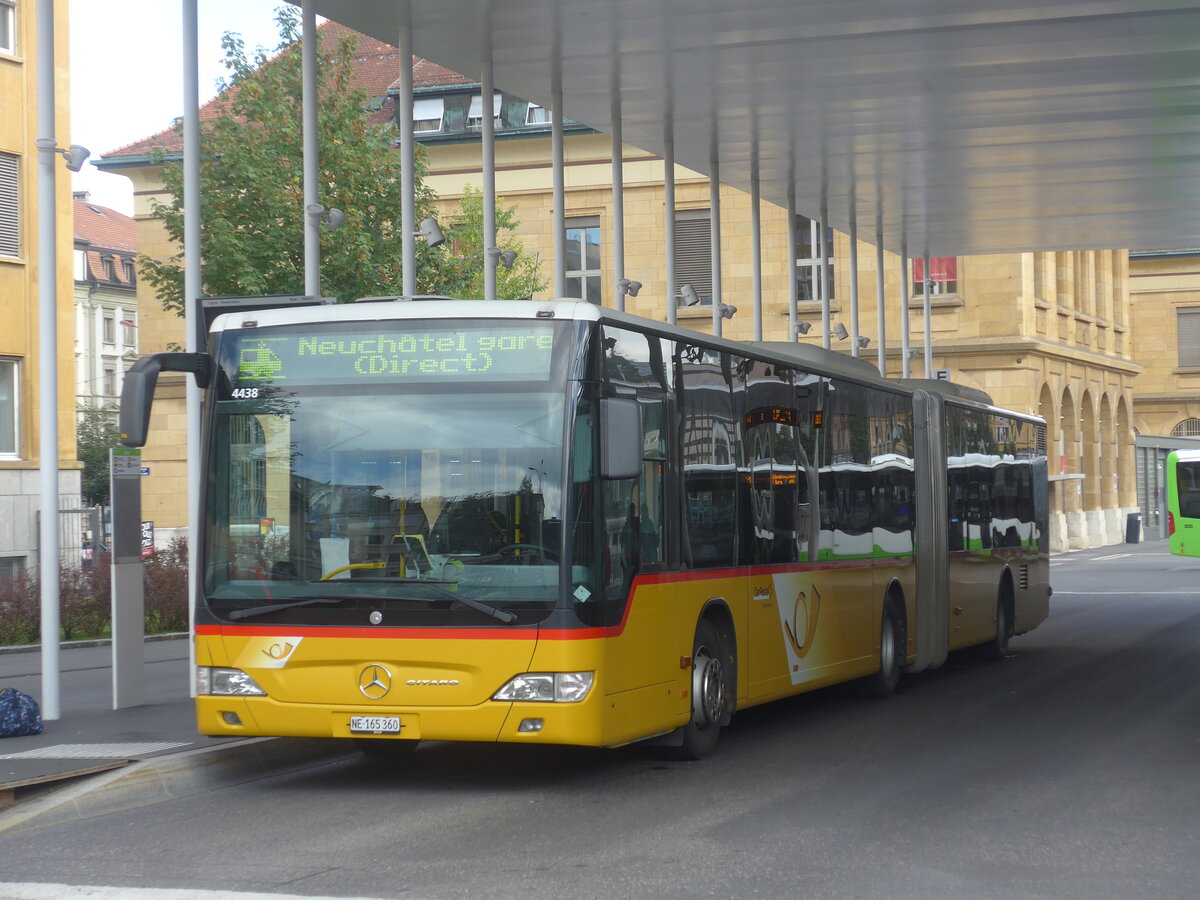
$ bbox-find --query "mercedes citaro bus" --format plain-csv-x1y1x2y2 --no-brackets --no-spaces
120,298,1050,759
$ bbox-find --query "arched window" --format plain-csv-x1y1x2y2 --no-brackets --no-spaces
1173,419,1200,438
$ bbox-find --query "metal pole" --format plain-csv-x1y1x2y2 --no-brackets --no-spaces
182,0,202,695
551,90,566,298
922,254,934,378
875,222,886,376
35,0,60,721
751,155,762,341
611,96,625,312
664,119,677,325
900,236,911,378
301,0,319,300
710,155,722,338
482,42,497,301
849,206,860,357
787,183,798,341
398,3,416,298
819,199,830,350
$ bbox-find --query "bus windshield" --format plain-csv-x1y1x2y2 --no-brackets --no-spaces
202,319,576,626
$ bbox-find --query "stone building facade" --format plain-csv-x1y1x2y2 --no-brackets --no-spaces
98,25,1142,552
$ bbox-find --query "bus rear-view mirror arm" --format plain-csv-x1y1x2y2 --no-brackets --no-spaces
599,397,642,480
119,352,214,448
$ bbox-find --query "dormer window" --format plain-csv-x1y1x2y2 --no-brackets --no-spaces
102,257,115,281
123,259,135,283
467,93,501,130
526,103,551,126
413,97,444,134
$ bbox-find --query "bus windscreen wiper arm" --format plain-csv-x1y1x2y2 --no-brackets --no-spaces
228,596,354,621
344,578,518,624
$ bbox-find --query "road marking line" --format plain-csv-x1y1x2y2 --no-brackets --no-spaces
0,884,398,900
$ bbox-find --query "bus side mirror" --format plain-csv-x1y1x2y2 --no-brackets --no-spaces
119,352,213,448
599,397,642,480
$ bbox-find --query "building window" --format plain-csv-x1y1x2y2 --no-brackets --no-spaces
0,358,17,457
102,367,116,397
102,256,115,281
676,210,713,306
795,216,834,304
912,257,959,296
0,1,15,56
1178,307,1200,367
121,315,136,346
413,97,444,134
564,217,601,304
1173,419,1200,439
0,152,18,258
123,259,136,283
102,315,115,344
0,557,24,583
526,103,550,125
467,93,501,130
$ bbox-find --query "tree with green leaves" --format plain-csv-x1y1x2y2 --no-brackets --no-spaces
140,8,475,310
76,405,122,507
448,185,548,300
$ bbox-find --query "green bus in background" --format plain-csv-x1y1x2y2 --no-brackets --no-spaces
1167,450,1200,557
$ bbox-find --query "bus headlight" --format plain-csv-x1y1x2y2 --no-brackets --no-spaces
493,672,594,703
197,666,267,697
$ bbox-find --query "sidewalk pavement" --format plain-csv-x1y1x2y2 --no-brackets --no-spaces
0,636,353,834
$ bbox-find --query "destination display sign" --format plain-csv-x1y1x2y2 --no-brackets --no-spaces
228,325,558,386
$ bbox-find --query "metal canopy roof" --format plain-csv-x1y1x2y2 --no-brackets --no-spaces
314,1,1200,257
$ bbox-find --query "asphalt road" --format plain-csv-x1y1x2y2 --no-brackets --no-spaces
1,542,1197,900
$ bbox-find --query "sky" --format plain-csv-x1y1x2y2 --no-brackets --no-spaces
69,0,298,215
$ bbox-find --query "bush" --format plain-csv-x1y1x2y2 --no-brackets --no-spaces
144,536,190,634
0,571,40,645
0,537,191,646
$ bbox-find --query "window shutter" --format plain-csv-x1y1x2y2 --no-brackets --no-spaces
0,153,19,259
1179,307,1200,367
675,212,712,303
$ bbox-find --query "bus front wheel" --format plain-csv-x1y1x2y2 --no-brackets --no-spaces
661,619,730,760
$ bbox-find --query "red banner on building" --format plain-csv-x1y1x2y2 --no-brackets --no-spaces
912,256,958,283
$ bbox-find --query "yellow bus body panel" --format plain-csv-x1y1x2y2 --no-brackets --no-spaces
195,560,925,749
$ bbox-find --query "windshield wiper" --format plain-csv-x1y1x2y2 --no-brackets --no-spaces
228,595,354,621
228,580,517,624
340,577,518,624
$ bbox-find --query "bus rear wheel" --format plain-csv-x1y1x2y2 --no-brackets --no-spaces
660,619,730,760
983,589,1012,661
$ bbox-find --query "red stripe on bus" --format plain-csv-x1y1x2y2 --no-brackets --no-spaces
196,556,914,643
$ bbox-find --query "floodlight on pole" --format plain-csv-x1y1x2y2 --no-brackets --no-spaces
487,247,518,269
679,283,701,306
417,216,445,248
794,320,812,337
856,336,870,349
36,139,91,172
718,302,737,320
831,322,849,340
618,278,642,298
306,204,346,232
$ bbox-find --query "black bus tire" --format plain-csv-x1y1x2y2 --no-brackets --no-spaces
660,618,730,760
860,598,902,699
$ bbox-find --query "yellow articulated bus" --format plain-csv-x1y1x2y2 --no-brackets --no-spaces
1167,449,1200,557
120,298,1050,759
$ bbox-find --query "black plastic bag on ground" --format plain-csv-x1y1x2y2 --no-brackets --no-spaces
0,687,43,737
